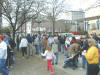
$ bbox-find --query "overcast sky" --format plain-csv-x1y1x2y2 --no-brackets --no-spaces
3,0,99,26
64,0,98,10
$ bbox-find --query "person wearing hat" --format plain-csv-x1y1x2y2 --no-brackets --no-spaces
0,35,9,75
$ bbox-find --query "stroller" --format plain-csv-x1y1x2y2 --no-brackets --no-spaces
63,51,80,70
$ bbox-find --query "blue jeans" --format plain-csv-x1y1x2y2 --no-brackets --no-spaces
82,55,86,69
35,45,40,55
52,53,59,64
86,70,88,75
61,44,64,54
0,59,9,75
66,46,69,57
99,58,100,64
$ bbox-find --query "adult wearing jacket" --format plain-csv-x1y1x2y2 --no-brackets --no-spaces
0,35,9,75
34,36,40,55
59,35,65,55
70,37,77,45
26,34,34,56
84,39,99,75
3,34,15,68
41,36,47,53
19,35,28,57
52,37,59,65
82,37,89,69
65,37,70,58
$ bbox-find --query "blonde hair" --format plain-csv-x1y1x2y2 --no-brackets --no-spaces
21,35,25,38
88,39,96,46
46,45,52,51
66,37,69,40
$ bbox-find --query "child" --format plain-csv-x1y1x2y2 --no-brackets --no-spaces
41,46,54,75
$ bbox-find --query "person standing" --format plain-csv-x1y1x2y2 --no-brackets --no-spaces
84,39,99,75
65,37,70,58
59,35,65,55
3,34,16,68
70,37,77,45
52,37,59,65
41,36,47,53
16,35,20,51
34,36,40,55
26,34,34,56
19,35,28,58
0,35,9,75
82,36,89,69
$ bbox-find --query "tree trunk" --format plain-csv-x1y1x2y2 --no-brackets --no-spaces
12,28,16,41
25,23,26,36
52,20,55,35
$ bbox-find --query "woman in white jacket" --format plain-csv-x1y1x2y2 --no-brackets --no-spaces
19,35,28,57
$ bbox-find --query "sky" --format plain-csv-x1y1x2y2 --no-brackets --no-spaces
2,0,99,26
64,0,98,10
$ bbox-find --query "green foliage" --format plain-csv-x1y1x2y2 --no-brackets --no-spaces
0,26,13,34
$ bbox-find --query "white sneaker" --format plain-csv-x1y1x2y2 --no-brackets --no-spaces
10,66,13,69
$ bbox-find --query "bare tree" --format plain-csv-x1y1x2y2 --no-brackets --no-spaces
0,0,46,40
45,0,65,35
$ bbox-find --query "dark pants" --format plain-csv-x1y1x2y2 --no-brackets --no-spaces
87,64,99,75
21,47,27,56
6,48,11,67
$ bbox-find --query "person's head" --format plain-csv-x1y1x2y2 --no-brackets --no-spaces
0,35,3,42
43,36,46,39
5,35,9,39
46,46,52,51
72,37,76,40
21,35,25,39
88,39,96,47
66,37,69,41
27,34,30,36
54,37,58,41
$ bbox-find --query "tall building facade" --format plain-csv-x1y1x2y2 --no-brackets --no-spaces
85,3,100,30
64,11,85,31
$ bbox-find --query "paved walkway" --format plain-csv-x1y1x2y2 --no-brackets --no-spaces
0,48,87,75
5,53,68,75
56,53,86,75
37,52,86,75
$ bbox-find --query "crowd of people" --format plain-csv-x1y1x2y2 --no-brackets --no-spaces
0,32,100,75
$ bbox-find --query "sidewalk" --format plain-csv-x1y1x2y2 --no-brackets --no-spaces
55,52,86,75
37,52,86,75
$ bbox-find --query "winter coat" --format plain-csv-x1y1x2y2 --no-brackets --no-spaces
41,38,47,50
26,35,33,43
69,43,81,56
52,40,59,53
